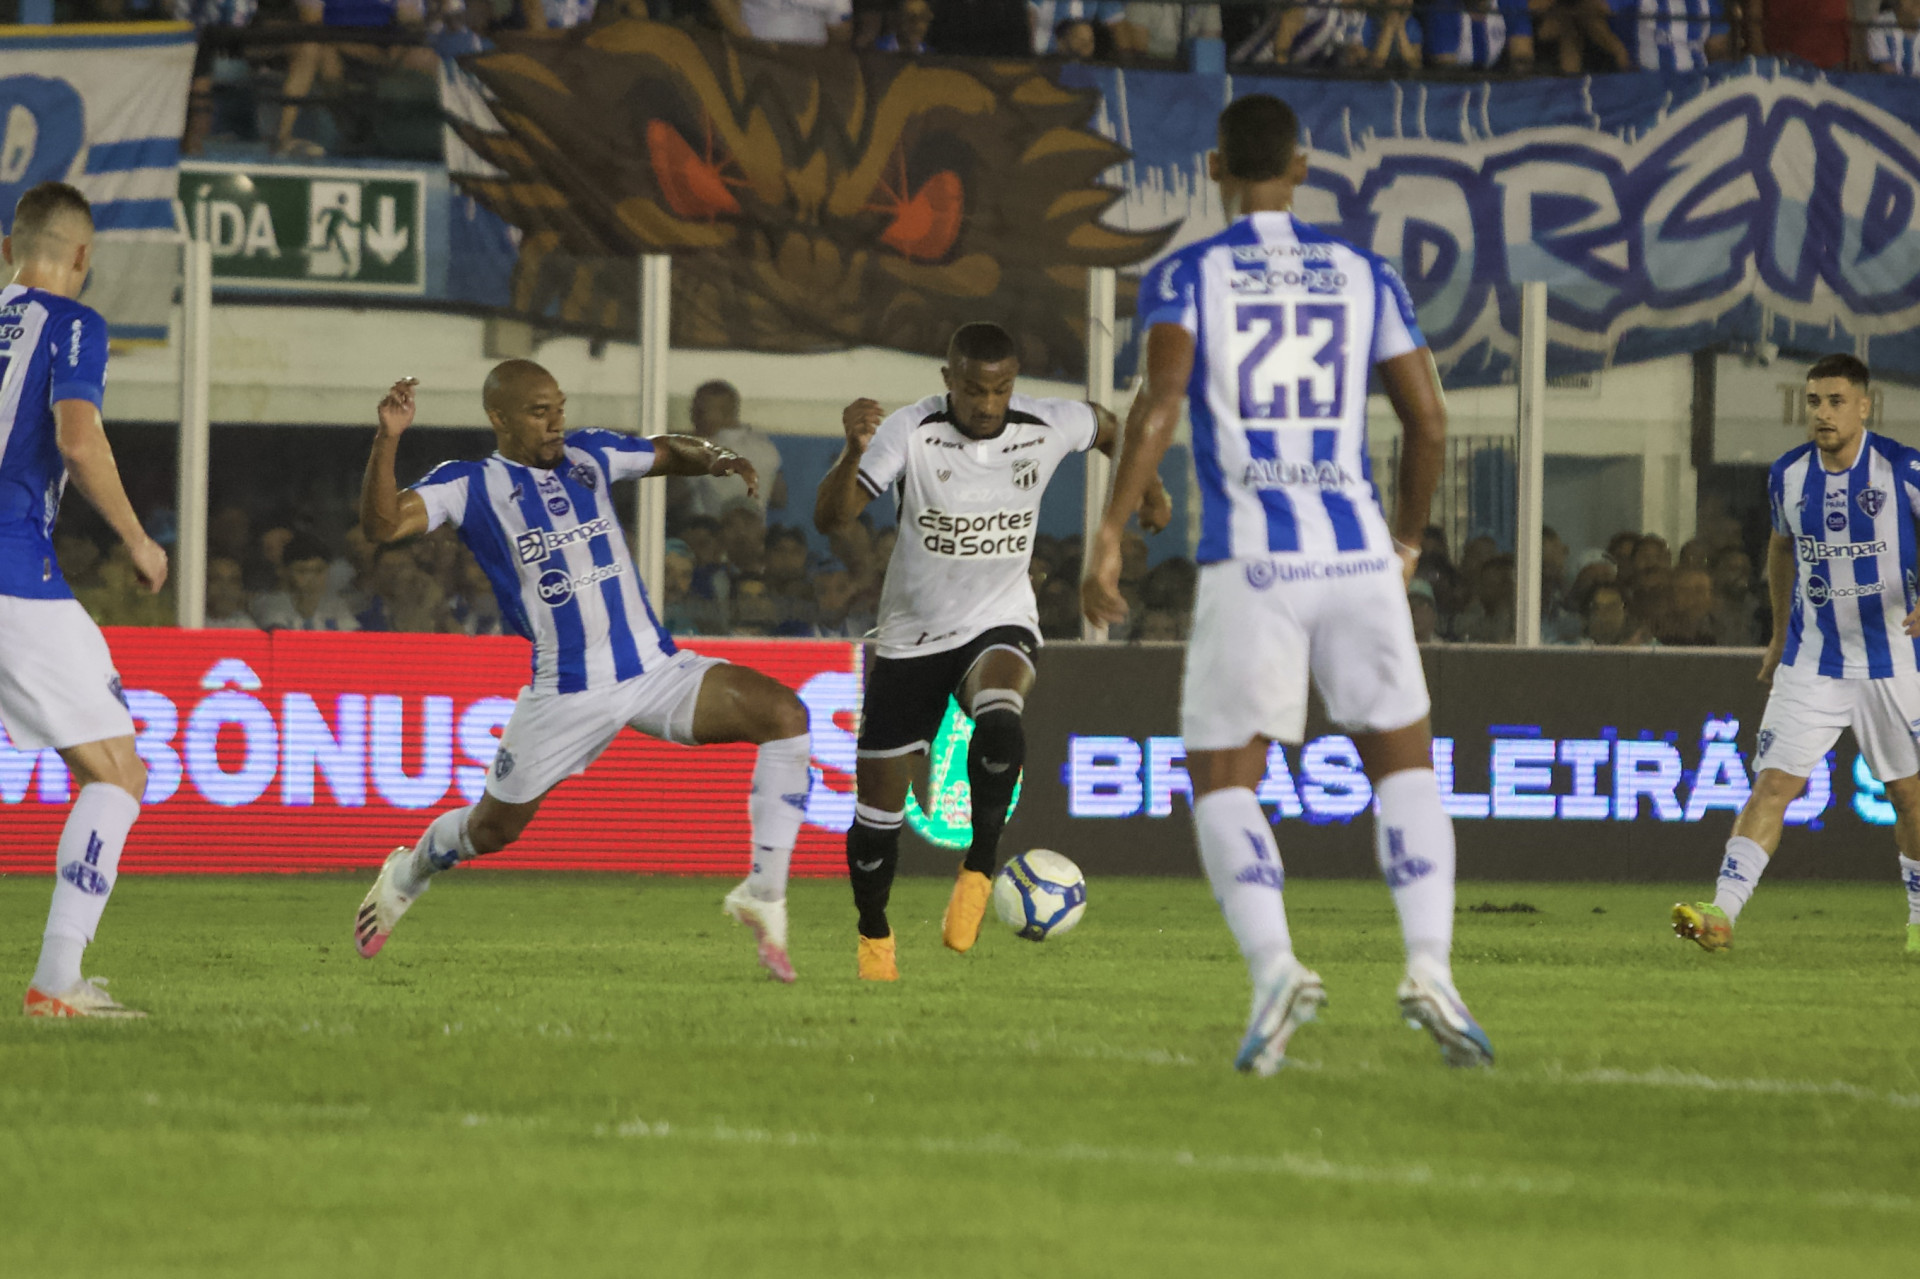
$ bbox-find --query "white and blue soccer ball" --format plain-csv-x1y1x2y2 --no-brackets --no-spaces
993,850,1087,941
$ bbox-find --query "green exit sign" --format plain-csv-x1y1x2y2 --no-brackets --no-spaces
178,162,425,294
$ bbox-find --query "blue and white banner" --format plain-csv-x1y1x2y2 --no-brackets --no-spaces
1073,60,1920,387
0,23,194,342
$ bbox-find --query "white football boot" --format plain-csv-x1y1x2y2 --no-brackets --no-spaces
722,882,795,983
23,976,146,1019
354,847,424,958
1233,953,1325,1076
1397,955,1494,1068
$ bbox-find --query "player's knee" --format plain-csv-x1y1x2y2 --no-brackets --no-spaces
969,690,1026,771
766,688,809,742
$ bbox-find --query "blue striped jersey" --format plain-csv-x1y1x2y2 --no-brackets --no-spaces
1869,14,1920,77
1427,1,1530,66
0,285,109,600
412,430,675,694
1769,434,1920,680
1612,0,1727,72
1138,211,1424,565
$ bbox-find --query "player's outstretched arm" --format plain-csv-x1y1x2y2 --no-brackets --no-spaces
1084,324,1193,625
55,399,167,593
644,434,758,497
361,377,431,544
1090,404,1172,534
1762,531,1794,682
816,398,883,534
1377,348,1448,583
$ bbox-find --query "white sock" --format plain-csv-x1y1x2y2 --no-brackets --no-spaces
32,782,141,993
1374,769,1456,979
746,733,811,901
1900,855,1920,925
400,805,477,896
1192,787,1292,980
1712,836,1769,922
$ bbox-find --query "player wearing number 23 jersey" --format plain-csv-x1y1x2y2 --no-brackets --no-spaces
1087,95,1489,1074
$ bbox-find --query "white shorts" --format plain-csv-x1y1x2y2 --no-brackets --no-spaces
0,595,135,751
1754,661,1920,781
486,650,724,804
1181,555,1430,751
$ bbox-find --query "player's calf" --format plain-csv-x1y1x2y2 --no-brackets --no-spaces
848,802,903,949
962,689,1025,878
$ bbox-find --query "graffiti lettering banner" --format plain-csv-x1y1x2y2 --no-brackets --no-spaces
1078,59,1920,386
0,24,194,343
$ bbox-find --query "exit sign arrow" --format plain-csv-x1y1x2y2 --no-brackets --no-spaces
365,195,410,266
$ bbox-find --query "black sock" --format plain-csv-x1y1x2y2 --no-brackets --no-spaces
965,707,1025,876
847,814,902,939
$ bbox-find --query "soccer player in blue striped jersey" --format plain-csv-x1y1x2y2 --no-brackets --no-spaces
1612,0,1730,71
351,362,813,982
2,183,169,1020
1084,94,1492,1073
1674,355,1920,956
1869,0,1920,77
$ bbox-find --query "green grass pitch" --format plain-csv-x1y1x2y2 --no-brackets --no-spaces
1,872,1914,1277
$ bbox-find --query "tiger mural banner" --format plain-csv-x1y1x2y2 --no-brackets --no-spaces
441,19,1173,378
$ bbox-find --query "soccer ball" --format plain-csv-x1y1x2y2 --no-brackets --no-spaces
993,850,1087,941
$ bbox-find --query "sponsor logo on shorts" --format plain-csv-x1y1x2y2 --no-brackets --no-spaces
494,747,515,779
515,517,615,565
1797,536,1886,563
1803,575,1886,607
914,507,1035,558
536,560,625,605
1244,555,1392,589
1859,487,1886,517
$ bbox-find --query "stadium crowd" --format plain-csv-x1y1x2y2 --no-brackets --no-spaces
42,0,1898,161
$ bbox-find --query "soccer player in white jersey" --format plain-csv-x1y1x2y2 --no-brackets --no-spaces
815,322,1169,981
352,361,813,981
1084,95,1493,1073
1674,355,1920,955
1,183,168,1018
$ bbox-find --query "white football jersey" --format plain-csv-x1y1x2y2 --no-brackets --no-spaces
857,392,1097,658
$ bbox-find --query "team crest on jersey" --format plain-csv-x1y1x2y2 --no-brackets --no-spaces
1859,487,1886,517
936,468,951,483
570,463,597,491
1011,459,1039,490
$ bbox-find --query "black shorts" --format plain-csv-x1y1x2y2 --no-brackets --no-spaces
857,626,1039,758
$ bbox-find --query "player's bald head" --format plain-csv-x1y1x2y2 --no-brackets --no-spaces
483,359,557,413
8,182,93,264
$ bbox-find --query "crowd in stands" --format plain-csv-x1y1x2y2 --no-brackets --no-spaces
1408,511,1768,648
49,0,1905,160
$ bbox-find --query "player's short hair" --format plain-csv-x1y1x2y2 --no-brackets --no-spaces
1217,94,1299,183
483,359,556,413
1807,353,1871,389
948,322,1019,366
692,379,738,402
9,182,92,261
283,531,332,567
